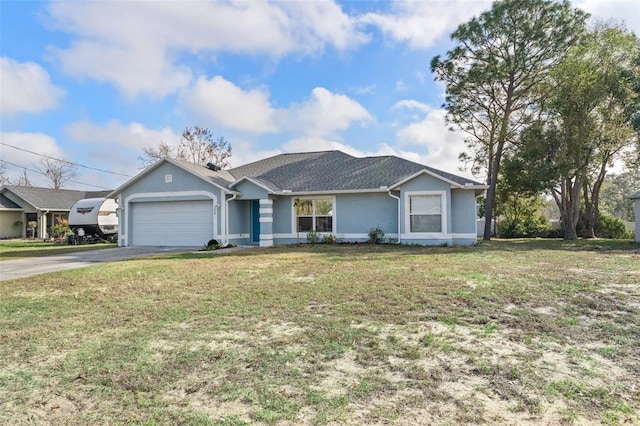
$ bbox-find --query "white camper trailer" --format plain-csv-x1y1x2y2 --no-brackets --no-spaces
68,198,118,242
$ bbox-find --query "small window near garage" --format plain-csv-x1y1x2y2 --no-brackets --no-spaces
165,174,173,183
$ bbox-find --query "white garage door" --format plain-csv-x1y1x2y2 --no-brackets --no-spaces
130,200,214,246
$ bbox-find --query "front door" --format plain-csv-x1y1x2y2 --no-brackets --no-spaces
251,200,260,243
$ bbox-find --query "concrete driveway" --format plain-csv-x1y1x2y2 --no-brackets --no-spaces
0,246,203,281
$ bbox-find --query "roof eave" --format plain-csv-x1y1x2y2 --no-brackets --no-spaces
229,176,279,194
274,188,390,196
389,169,478,190
108,158,235,198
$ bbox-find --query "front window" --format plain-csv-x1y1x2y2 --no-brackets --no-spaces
409,194,442,232
295,198,333,232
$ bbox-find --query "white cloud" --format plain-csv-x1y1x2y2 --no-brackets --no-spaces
45,1,368,98
394,107,477,179
185,76,277,134
0,58,63,117
65,120,179,152
64,120,181,184
284,87,372,137
284,136,367,156
184,81,372,138
229,139,283,168
360,0,491,49
576,0,640,35
0,132,65,187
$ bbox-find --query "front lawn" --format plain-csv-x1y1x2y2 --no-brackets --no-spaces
1,240,638,425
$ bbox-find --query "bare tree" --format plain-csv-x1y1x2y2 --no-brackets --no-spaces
36,157,78,189
139,126,232,168
13,169,32,187
0,163,9,186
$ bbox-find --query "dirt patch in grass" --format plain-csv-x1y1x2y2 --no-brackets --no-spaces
1,240,639,425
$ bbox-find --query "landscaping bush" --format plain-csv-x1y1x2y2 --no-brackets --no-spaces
595,214,631,239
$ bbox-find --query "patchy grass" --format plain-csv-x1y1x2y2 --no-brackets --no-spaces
0,239,115,259
0,240,638,425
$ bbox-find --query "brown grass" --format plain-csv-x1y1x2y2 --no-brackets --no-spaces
1,240,638,425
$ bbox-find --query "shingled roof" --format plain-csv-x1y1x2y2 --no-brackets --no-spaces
0,186,112,210
228,151,483,192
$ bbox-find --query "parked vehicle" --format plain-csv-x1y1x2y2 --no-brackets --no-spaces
68,198,118,243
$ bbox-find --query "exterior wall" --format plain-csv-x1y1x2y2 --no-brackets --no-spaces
234,181,269,200
118,162,224,246
451,189,479,244
0,211,24,238
272,196,292,235
335,193,398,241
228,199,250,244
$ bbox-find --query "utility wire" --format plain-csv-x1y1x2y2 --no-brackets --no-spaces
0,142,133,177
0,159,113,190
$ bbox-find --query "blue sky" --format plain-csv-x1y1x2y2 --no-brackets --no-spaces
1,0,638,191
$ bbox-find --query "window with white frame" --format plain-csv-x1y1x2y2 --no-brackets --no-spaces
294,198,333,232
409,194,442,233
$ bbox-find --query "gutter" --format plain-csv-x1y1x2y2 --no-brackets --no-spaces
387,190,401,244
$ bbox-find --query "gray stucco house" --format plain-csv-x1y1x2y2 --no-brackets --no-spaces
109,151,486,247
0,186,111,239
630,190,640,243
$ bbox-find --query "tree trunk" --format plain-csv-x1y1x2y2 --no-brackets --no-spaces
565,176,583,240
483,78,515,241
584,162,607,238
582,180,595,238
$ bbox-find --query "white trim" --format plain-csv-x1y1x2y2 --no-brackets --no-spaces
259,207,273,215
227,233,250,239
259,199,273,205
259,217,273,223
122,190,218,246
108,157,235,199
279,188,386,196
230,176,276,193
404,190,447,235
260,240,274,247
390,169,465,190
260,233,274,239
452,233,477,239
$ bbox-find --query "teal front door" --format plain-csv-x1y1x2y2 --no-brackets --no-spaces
251,200,260,243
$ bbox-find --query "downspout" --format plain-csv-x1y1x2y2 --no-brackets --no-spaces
387,190,401,244
224,193,237,246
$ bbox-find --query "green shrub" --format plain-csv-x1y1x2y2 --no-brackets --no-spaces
368,227,385,244
322,234,336,244
306,229,320,244
496,191,550,238
595,214,631,239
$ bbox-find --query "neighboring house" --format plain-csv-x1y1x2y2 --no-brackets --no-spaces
630,190,640,243
110,151,486,247
0,186,111,239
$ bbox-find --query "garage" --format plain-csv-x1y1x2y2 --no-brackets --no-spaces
130,200,215,246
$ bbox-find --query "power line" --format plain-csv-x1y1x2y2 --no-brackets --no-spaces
0,142,133,177
0,159,113,190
